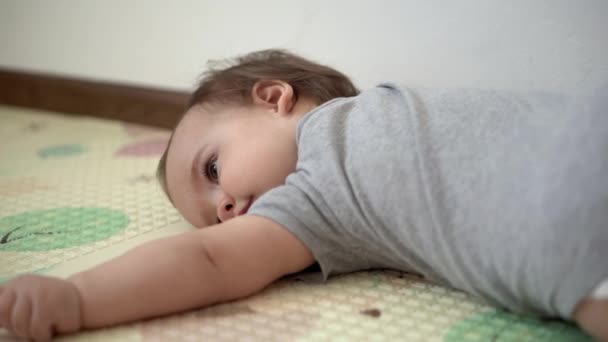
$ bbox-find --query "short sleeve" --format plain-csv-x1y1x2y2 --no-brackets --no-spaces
248,173,374,281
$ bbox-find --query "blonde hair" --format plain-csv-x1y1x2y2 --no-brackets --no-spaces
157,49,358,202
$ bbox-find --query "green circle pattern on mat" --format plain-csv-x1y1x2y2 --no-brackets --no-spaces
445,309,592,342
0,207,129,251
37,144,86,158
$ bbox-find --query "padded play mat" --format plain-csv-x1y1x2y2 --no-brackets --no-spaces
0,105,593,341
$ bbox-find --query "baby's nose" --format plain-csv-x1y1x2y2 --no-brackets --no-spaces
217,200,236,222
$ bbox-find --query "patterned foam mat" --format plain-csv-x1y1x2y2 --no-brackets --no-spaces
0,105,592,341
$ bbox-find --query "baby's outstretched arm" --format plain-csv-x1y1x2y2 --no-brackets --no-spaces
0,215,314,340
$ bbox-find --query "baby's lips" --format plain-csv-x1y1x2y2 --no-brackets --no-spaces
238,198,254,216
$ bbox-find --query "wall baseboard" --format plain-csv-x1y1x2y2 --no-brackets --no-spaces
0,69,189,129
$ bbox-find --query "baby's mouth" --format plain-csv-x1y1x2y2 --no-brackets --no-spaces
238,197,254,216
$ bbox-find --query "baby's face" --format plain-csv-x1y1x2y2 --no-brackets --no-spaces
164,103,303,228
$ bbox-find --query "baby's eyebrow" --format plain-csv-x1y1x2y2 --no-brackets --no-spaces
191,145,208,188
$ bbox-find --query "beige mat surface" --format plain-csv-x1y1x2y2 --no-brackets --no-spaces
0,105,591,341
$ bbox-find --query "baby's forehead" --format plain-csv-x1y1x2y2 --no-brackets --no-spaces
173,101,253,144
173,106,214,136
168,105,230,160
164,109,209,197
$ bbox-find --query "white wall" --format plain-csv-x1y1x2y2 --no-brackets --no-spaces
1,0,607,92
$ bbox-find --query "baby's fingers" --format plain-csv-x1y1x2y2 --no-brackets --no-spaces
11,292,32,339
30,306,53,342
0,287,16,329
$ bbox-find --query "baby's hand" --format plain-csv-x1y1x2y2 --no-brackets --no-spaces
0,275,82,341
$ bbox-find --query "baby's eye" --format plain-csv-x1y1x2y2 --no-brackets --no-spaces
205,158,219,183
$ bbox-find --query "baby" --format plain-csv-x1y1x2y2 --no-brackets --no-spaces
0,49,606,341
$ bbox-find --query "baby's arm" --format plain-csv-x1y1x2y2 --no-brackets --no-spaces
0,215,314,339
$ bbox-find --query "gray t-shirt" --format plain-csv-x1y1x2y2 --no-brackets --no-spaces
249,83,608,319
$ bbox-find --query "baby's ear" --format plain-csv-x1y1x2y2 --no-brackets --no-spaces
251,80,296,114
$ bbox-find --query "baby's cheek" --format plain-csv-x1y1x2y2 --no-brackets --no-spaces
220,160,256,194
262,159,296,190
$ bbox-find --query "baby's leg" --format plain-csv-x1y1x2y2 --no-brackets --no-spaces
574,280,608,341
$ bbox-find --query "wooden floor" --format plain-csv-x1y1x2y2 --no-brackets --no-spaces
0,69,189,129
